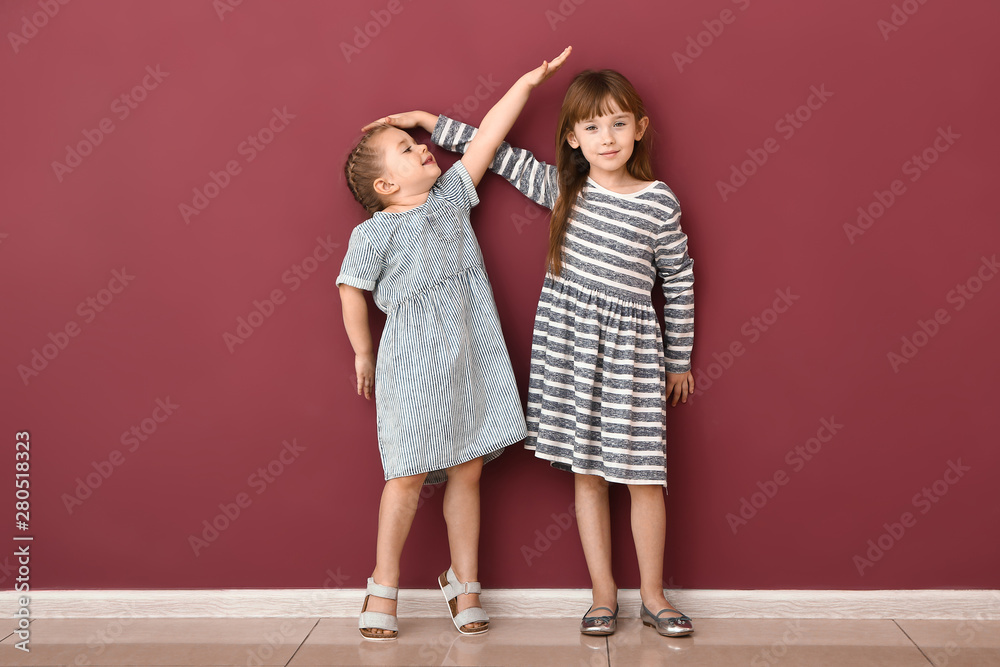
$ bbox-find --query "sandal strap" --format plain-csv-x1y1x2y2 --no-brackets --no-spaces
656,608,692,621
358,610,398,632
366,577,398,601
453,606,489,627
656,607,681,617
442,568,481,600
583,606,617,620
645,603,690,620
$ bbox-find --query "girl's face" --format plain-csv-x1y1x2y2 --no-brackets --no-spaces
566,99,648,177
374,127,441,201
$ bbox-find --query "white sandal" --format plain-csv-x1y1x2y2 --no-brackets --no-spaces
438,567,489,635
359,577,398,641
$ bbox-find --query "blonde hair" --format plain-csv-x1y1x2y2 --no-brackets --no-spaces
345,124,392,214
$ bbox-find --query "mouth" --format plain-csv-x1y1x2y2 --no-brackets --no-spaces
599,150,619,158
423,155,435,165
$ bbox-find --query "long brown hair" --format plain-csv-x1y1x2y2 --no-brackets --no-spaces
548,70,654,275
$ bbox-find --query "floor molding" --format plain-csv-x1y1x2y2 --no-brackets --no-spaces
4,589,999,620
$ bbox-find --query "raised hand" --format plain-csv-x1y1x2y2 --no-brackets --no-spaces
458,46,572,187
360,110,437,134
519,46,572,90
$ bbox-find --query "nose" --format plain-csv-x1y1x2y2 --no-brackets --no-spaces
600,128,614,145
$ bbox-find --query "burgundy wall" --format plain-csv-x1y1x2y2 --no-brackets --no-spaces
2,0,998,592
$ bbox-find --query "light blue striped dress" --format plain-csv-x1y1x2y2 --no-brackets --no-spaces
433,117,694,488
336,162,527,484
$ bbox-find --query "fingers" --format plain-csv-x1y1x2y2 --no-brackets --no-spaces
667,373,694,406
360,116,393,132
533,46,571,84
550,45,572,68
356,370,374,400
675,376,693,405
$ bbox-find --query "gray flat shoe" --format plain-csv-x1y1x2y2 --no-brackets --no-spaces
580,604,618,635
641,603,694,637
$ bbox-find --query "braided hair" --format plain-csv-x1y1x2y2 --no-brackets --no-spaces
344,123,392,214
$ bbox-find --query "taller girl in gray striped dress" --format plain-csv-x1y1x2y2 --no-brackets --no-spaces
337,48,572,641
430,69,697,637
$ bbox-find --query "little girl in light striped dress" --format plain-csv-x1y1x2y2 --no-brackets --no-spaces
421,69,697,637
337,48,571,641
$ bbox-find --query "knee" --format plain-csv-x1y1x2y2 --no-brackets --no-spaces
626,483,663,500
576,473,609,495
446,458,483,486
387,473,427,497
576,474,608,490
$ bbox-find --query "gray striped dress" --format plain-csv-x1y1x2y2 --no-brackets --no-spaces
336,162,527,484
433,117,694,487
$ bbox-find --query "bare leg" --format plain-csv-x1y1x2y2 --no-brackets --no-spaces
627,483,682,616
575,473,618,610
363,472,427,636
442,457,486,631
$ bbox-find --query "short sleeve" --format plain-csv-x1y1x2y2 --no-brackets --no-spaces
335,225,385,292
432,161,479,212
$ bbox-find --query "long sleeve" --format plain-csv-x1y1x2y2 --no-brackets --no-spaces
654,198,694,374
431,115,559,210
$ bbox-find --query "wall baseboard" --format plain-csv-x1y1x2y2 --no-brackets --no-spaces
3,589,999,620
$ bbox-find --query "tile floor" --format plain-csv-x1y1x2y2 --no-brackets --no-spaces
1,616,998,666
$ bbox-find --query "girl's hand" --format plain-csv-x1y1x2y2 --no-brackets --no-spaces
355,352,375,399
666,371,694,407
519,46,572,90
361,110,436,133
